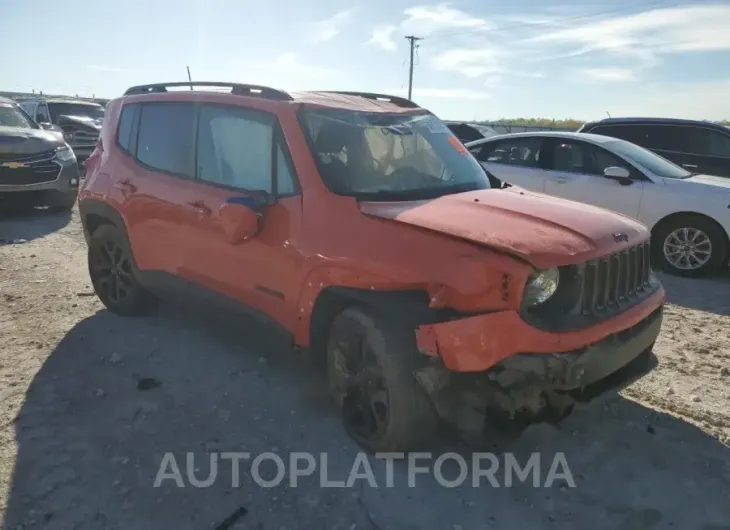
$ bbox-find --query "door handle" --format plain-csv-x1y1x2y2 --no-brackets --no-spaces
553,177,569,183
682,164,699,169
187,200,212,216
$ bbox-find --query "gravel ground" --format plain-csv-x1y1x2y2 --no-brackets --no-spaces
1,207,729,530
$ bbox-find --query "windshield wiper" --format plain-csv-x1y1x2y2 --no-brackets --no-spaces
355,182,484,202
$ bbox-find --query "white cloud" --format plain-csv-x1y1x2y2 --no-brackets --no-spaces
530,5,730,64
578,67,636,82
431,47,503,78
309,8,357,43
367,25,398,51
383,87,490,100
401,4,495,34
245,53,335,79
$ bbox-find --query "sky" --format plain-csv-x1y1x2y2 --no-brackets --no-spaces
3,0,730,121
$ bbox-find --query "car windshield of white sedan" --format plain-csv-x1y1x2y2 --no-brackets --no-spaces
300,109,491,200
607,139,692,179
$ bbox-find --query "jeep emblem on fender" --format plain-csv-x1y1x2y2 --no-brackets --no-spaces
613,233,629,242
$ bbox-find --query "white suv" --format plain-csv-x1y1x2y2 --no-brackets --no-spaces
467,131,730,277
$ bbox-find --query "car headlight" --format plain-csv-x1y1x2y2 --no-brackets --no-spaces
523,267,560,307
54,145,76,163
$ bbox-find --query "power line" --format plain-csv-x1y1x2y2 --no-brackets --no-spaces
424,0,697,41
405,36,423,101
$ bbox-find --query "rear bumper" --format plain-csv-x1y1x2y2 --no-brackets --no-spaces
416,286,665,372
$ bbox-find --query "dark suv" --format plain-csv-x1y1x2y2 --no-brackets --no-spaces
579,117,730,178
0,96,80,211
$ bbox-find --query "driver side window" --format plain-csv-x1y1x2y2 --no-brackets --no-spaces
551,140,632,177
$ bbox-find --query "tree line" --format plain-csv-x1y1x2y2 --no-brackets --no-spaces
483,118,730,128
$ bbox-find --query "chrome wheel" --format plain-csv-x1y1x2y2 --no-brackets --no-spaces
662,227,713,271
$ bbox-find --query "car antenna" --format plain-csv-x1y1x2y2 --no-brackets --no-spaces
186,66,193,90
606,111,612,118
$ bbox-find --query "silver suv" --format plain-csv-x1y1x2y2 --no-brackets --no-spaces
17,97,104,163
0,97,80,211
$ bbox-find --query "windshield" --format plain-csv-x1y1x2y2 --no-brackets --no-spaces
48,102,105,121
0,102,37,129
606,139,691,179
299,109,491,200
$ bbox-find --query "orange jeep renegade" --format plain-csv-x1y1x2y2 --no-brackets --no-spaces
79,82,665,452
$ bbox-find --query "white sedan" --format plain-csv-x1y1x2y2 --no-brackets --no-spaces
466,131,730,277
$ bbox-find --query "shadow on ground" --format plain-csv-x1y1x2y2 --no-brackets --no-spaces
658,269,730,316
0,207,72,245
3,306,730,529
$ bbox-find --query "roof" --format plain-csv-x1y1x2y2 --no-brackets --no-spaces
44,99,103,106
465,130,618,147
585,116,727,130
290,91,423,113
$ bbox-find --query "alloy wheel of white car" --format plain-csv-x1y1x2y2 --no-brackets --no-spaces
662,227,713,271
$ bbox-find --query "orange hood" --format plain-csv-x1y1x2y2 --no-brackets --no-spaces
359,188,648,268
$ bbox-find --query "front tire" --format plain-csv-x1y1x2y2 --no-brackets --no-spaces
88,225,152,316
326,307,439,453
652,215,728,277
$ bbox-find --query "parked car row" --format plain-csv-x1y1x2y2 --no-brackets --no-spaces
466,130,730,278
75,81,666,452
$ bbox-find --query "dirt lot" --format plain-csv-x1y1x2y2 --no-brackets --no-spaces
1,208,729,530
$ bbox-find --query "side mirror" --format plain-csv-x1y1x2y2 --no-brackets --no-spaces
218,202,261,244
603,166,632,185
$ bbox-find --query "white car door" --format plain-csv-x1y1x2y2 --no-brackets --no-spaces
473,136,548,192
541,138,644,218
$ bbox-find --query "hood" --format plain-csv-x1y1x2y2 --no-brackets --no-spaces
359,188,649,268
664,174,730,191
0,126,65,156
58,114,103,131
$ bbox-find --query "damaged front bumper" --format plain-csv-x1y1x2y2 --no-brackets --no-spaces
413,297,663,436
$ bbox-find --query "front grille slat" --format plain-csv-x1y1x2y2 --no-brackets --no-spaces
581,242,653,316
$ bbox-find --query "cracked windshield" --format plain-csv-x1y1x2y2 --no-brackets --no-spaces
1,0,729,529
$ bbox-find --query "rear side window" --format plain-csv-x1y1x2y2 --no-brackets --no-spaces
136,103,196,178
116,104,137,153
480,137,542,168
589,125,645,144
687,127,730,158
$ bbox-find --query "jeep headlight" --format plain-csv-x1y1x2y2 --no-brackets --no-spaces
523,267,559,307
54,145,76,163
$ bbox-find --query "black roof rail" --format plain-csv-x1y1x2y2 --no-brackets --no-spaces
319,91,420,109
123,82,293,101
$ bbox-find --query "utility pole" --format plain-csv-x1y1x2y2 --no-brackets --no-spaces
405,36,422,101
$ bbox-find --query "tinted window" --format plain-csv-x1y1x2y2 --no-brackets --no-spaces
35,104,50,123
590,125,645,144
137,104,196,177
276,144,297,195
197,105,274,191
687,127,730,158
117,104,137,153
48,102,105,121
481,137,542,168
550,140,634,177
0,102,36,129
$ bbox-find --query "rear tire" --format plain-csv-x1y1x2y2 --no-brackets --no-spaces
326,307,439,453
652,215,727,277
88,225,152,316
